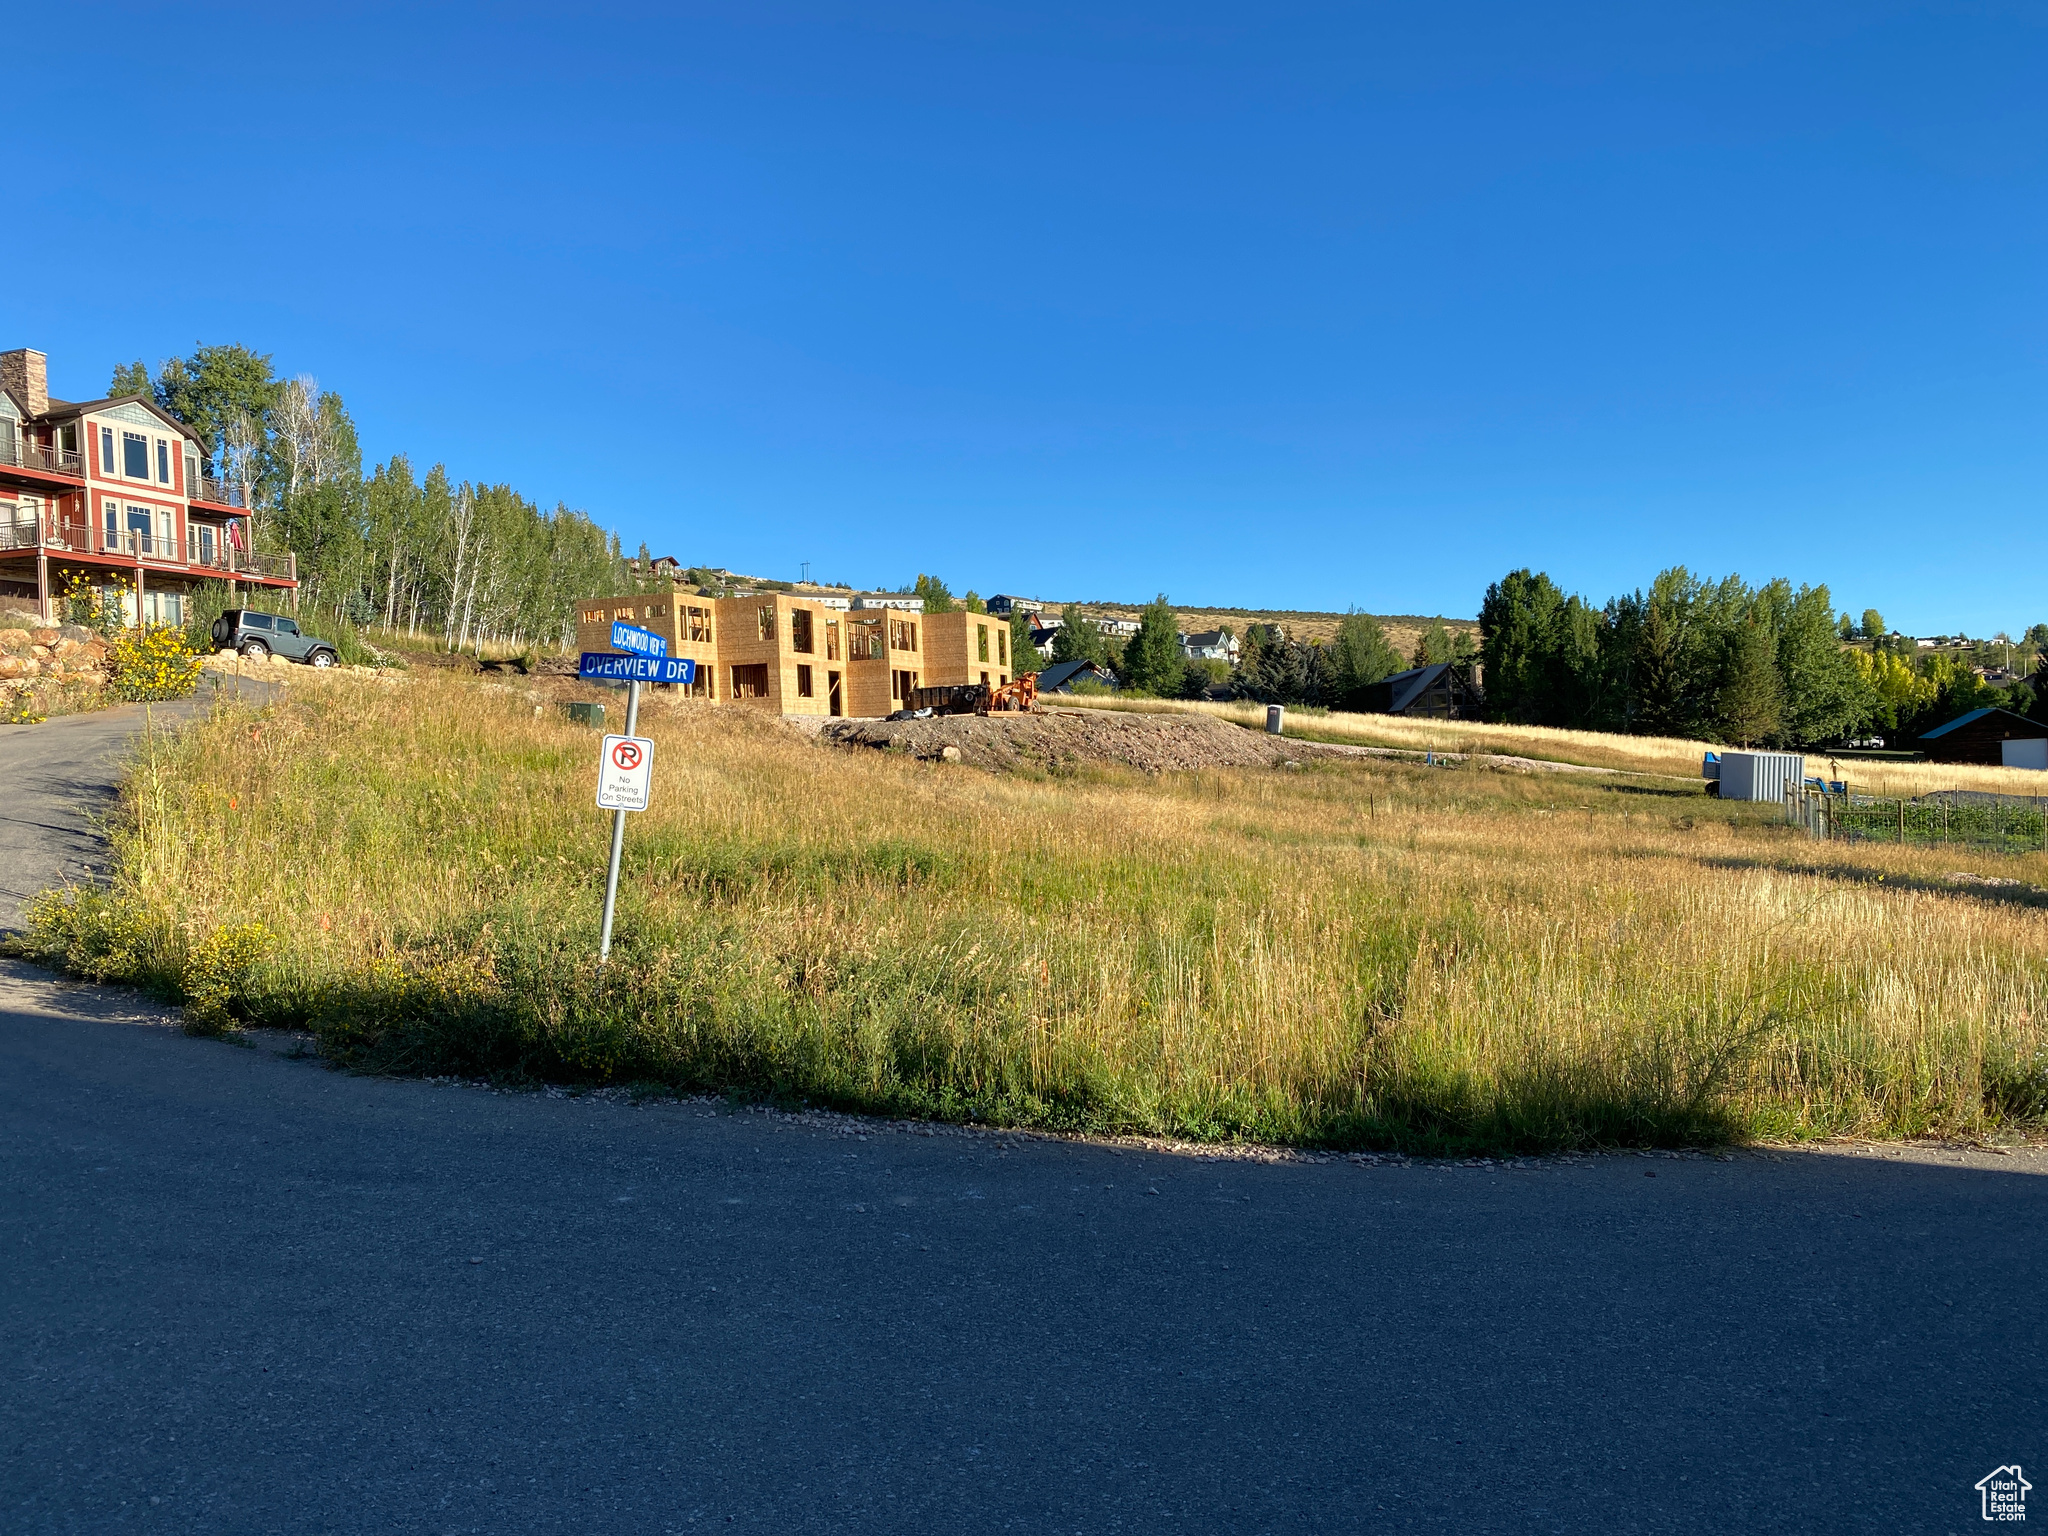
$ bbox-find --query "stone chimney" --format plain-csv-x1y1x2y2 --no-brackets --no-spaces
0,349,49,415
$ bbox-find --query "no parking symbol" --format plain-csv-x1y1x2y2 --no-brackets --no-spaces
596,733,654,811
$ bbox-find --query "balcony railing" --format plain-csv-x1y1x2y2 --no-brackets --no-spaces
0,512,296,581
0,437,84,477
192,474,247,508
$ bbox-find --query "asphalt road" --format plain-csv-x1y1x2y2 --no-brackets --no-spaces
2,687,2043,1533
0,671,274,928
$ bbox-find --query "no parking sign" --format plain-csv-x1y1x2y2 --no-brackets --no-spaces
596,733,654,811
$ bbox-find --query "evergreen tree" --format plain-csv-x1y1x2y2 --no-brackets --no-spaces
1716,614,1784,746
1411,617,1454,667
960,589,987,613
1009,608,1044,673
1478,569,1568,722
1122,595,1185,694
1232,636,1330,705
1051,604,1107,666
1329,612,1403,708
1774,583,1874,746
912,573,957,614
1837,613,1856,641
108,360,152,398
155,343,280,469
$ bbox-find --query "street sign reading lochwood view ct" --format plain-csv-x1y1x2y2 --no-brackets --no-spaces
611,621,667,658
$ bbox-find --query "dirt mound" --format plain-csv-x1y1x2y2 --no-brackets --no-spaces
819,707,1301,774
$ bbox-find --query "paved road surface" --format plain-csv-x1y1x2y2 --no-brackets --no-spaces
0,673,273,928
2,687,2043,1533
2,966,2043,1535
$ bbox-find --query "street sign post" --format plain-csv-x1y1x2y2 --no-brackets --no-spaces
610,621,668,658
586,627,696,963
594,685,659,962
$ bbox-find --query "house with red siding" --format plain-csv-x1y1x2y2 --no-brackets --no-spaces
0,347,299,625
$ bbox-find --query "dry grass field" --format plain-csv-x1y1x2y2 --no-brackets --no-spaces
16,672,2048,1152
1067,694,2048,797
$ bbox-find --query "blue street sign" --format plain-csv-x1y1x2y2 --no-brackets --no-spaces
610,621,668,659
580,652,697,685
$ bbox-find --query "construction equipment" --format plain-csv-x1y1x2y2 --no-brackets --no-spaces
989,673,1037,713
904,674,1040,717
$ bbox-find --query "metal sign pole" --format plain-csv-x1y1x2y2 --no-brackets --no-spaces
597,678,641,963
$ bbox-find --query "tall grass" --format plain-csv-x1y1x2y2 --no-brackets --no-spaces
16,672,2048,1152
1062,693,2048,796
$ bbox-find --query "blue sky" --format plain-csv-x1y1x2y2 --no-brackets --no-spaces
7,2,2043,631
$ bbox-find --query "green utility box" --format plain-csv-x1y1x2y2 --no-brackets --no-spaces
564,701,606,728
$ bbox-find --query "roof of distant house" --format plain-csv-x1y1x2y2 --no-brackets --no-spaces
1919,707,2040,740
1037,658,1109,691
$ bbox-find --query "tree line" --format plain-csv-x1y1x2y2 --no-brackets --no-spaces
1480,566,2040,747
112,344,624,649
915,561,2041,750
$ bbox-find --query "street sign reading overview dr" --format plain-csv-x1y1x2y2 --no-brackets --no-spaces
579,653,698,685
596,734,655,811
610,621,668,658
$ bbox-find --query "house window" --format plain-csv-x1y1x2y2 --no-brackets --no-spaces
156,440,171,484
757,606,775,642
185,453,198,492
796,664,813,698
730,663,770,699
791,609,813,654
100,427,115,474
977,624,989,663
102,498,119,549
123,431,149,479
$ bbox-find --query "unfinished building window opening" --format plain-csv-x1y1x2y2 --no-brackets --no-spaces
791,609,813,653
797,664,814,698
977,624,989,663
850,619,884,660
757,606,775,642
825,619,840,660
686,605,712,642
731,663,770,699
890,618,919,652
998,629,1007,665
891,668,920,701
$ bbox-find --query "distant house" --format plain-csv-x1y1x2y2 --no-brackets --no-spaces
1037,659,1116,693
986,594,1051,618
1028,626,1062,653
1356,662,1483,719
1180,629,1239,663
1918,707,2047,766
1094,616,1140,639
850,593,925,613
